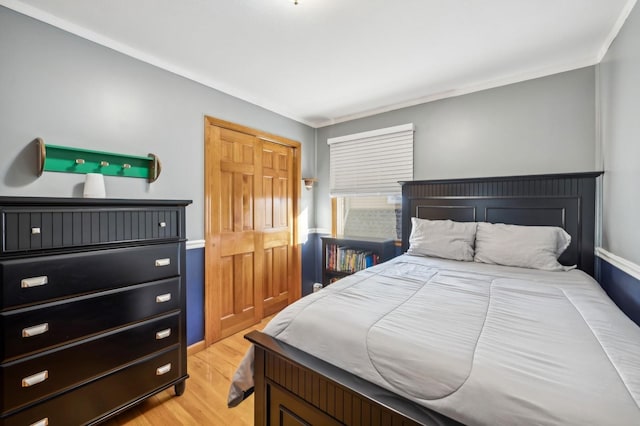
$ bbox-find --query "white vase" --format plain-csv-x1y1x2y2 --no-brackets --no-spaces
83,173,106,198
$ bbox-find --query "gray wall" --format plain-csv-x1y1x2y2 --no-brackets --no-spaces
599,4,640,264
0,5,605,244
315,67,597,230
0,7,316,240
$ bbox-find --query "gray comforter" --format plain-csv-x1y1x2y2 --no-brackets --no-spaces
228,254,640,425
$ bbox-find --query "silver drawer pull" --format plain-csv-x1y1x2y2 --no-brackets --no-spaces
156,363,172,376
21,276,48,288
156,328,172,340
22,323,49,337
31,227,41,235
156,293,172,303
22,370,48,387
155,258,171,267
30,418,48,426
159,221,167,228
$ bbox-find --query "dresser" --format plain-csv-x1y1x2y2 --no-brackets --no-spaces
0,197,191,426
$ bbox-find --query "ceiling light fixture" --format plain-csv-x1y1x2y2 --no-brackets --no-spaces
294,0,299,4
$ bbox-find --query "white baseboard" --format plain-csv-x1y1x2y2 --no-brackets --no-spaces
595,247,640,281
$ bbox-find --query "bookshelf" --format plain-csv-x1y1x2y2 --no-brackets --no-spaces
321,236,397,285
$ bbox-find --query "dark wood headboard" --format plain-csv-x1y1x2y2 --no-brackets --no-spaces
401,172,602,277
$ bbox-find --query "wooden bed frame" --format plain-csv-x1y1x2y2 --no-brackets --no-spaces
246,172,602,425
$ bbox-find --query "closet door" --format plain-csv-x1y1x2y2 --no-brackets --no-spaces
261,140,295,317
205,118,301,343
207,125,263,340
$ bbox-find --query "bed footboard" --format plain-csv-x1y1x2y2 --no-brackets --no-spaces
246,331,461,426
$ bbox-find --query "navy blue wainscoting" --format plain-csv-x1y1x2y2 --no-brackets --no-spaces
597,257,640,327
301,232,324,297
186,246,205,346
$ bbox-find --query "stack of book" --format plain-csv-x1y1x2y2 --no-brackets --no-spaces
325,244,381,273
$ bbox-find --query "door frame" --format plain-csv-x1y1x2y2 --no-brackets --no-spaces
204,116,302,345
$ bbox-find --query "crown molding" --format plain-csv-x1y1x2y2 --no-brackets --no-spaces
596,0,638,62
0,0,316,128
3,0,635,130
314,56,599,128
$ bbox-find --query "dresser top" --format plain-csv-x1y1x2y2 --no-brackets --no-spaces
0,196,192,207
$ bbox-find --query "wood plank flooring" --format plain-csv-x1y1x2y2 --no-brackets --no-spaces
103,318,270,426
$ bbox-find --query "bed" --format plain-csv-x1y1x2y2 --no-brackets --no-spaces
229,172,640,425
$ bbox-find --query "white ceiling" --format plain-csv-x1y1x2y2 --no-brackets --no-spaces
1,0,636,128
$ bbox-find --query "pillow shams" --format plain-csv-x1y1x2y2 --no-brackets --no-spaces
473,222,573,271
407,218,477,261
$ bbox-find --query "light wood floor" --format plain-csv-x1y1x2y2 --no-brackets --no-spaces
103,318,270,426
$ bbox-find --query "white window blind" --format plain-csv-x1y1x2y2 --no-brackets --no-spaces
328,123,414,196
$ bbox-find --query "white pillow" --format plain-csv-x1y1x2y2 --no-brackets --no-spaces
407,218,477,261
473,222,574,271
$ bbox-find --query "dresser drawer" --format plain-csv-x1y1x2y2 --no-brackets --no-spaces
0,278,180,361
0,243,180,310
0,313,180,415
0,347,182,426
2,208,180,253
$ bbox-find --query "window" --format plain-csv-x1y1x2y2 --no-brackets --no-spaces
328,123,414,196
334,195,402,240
328,124,413,240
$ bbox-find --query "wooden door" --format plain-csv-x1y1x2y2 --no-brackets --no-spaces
262,140,295,316
205,117,301,343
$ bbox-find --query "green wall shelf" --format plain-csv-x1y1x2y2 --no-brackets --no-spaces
36,138,161,182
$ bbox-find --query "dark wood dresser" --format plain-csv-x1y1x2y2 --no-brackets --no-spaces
0,197,191,426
